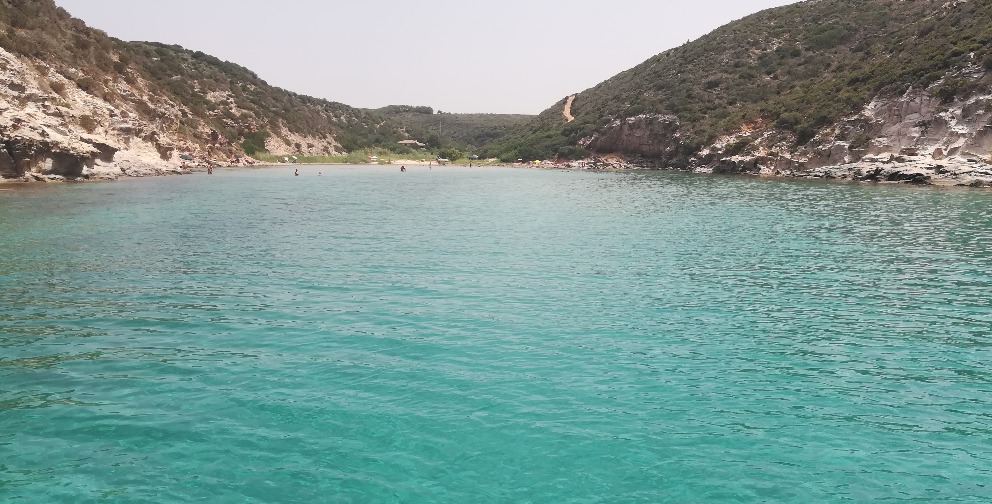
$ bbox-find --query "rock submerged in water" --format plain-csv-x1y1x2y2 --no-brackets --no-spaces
541,149,992,188
710,155,989,186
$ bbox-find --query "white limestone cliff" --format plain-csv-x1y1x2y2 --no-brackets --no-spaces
0,46,339,182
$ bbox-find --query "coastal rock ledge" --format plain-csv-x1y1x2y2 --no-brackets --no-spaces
576,88,992,187
0,40,339,183
692,89,992,187
695,153,992,187
0,46,187,182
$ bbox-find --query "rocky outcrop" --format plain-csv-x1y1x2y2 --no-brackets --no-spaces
858,89,992,164
693,151,992,186
0,145,15,177
768,84,992,186
579,81,992,186
580,114,683,161
0,44,341,182
0,46,173,181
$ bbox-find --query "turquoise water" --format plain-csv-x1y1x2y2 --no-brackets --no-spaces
1,165,991,503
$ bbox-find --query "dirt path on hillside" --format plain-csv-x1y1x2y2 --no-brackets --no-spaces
563,95,576,122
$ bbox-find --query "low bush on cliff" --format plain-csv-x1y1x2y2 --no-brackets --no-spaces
78,114,97,133
240,130,268,156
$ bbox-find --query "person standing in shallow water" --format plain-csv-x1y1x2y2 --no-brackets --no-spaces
294,169,299,176
400,165,406,172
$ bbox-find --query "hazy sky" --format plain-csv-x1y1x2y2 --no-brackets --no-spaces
54,0,798,114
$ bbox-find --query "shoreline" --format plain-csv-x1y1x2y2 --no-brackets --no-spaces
3,156,991,189
532,154,992,188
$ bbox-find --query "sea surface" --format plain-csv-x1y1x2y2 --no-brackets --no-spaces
1,165,991,503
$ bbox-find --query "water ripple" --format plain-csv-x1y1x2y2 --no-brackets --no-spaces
1,168,991,502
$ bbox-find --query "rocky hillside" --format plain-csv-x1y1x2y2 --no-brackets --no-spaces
485,0,992,186
0,0,412,181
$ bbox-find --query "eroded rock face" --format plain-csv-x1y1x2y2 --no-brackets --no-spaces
0,147,16,177
90,142,118,163
580,114,683,161
777,87,992,185
40,151,86,177
578,83,992,186
0,44,335,182
1,138,92,178
856,90,992,162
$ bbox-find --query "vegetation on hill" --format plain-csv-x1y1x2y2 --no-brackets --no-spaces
375,106,532,155
483,0,992,163
1,0,518,159
8,0,989,171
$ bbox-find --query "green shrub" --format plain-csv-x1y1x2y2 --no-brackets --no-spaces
849,132,872,150
48,79,66,96
241,130,269,156
935,80,962,104
775,112,803,131
438,147,462,161
795,125,817,145
75,76,98,95
557,146,590,160
78,114,97,133
983,54,992,70
724,138,753,156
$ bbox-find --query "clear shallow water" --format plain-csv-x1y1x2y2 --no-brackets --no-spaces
1,165,991,503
